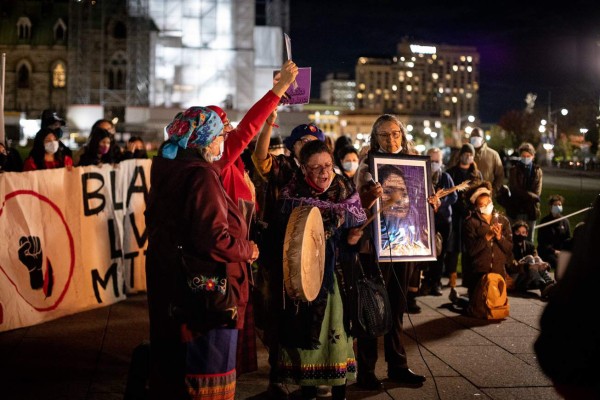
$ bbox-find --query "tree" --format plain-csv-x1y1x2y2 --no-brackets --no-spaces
497,109,541,149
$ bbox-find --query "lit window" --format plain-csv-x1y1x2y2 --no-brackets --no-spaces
52,62,66,88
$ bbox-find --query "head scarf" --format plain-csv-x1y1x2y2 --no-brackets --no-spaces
283,123,325,151
162,106,224,159
206,105,228,124
469,187,492,205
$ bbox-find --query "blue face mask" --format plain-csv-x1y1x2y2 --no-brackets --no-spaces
521,157,533,166
551,205,563,216
53,128,64,139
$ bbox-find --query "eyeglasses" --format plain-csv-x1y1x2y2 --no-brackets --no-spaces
377,131,402,140
305,163,333,174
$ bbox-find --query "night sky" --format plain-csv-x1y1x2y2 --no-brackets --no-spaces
289,0,600,123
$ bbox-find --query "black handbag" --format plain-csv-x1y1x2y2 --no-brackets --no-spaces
170,245,238,332
352,255,392,338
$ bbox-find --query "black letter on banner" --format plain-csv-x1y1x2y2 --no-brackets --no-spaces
126,165,149,208
107,219,123,259
91,262,120,303
110,170,123,210
82,172,105,216
124,251,139,288
128,213,148,248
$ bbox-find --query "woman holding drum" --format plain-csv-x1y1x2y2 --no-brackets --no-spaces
276,140,366,400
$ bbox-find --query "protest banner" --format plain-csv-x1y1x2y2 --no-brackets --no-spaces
0,159,150,332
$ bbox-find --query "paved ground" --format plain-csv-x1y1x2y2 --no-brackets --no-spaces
0,277,562,400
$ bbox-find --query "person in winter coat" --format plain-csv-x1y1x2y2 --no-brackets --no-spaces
505,142,542,240
145,106,259,400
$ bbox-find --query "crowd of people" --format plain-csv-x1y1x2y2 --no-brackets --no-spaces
2,69,592,399
0,110,148,174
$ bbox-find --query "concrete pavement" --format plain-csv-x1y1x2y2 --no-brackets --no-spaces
0,277,562,400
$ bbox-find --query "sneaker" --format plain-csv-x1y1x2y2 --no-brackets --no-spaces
541,282,556,299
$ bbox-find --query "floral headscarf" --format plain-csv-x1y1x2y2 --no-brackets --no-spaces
162,106,224,159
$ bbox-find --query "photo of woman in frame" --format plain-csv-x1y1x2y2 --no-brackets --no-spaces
371,154,436,262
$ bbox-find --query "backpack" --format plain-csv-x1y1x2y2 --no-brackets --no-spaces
468,273,510,320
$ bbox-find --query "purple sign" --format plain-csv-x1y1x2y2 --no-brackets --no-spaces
275,67,311,106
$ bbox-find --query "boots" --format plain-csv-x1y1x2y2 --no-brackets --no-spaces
407,291,421,314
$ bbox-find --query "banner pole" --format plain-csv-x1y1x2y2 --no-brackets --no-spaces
0,53,5,145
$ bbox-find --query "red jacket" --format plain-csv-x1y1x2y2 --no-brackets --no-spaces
215,90,281,211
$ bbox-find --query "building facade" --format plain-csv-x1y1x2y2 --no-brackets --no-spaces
0,0,289,141
320,72,356,110
355,37,479,122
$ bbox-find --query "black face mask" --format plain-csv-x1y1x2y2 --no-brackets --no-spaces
53,128,64,139
514,234,527,242
133,149,147,159
0,152,7,168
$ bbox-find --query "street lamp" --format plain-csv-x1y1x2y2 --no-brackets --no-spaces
547,107,568,143
456,114,475,133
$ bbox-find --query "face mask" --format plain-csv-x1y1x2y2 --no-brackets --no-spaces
53,128,64,139
431,162,442,173
514,234,527,242
133,149,147,158
460,154,474,165
521,157,533,166
0,153,7,167
551,205,563,216
44,140,59,154
342,161,358,173
479,203,493,215
213,140,225,161
99,145,110,155
470,136,484,148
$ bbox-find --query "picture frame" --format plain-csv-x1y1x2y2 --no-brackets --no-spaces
369,153,437,262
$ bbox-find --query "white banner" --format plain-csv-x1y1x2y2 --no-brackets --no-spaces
0,159,151,332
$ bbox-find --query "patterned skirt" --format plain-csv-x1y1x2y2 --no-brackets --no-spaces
278,276,356,387
182,328,238,400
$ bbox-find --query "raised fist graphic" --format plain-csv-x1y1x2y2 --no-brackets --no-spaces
19,236,43,289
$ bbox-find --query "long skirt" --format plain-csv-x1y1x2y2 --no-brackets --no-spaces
182,327,238,400
278,276,356,387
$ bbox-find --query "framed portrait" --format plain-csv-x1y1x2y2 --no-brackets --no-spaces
369,153,436,262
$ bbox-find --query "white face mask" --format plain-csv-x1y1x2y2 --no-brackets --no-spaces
521,157,533,165
470,136,484,148
460,154,474,165
342,161,358,173
551,205,563,216
213,140,225,161
44,140,59,154
431,161,442,173
479,203,494,215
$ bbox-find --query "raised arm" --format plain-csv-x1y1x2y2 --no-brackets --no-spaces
272,60,298,98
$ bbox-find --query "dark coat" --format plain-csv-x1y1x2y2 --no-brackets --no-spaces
537,213,571,260
145,149,254,344
462,211,513,294
506,162,542,220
